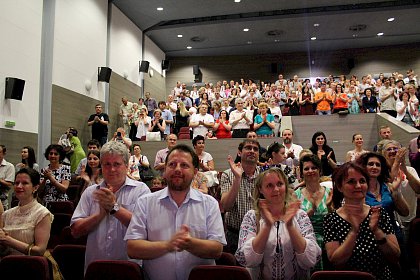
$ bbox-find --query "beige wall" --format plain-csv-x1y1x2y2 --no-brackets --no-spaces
144,65,167,102
165,43,420,93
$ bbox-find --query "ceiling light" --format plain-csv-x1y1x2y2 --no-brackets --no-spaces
377,32,384,36
157,7,163,11
177,34,183,38
187,46,192,49
387,17,395,22
274,39,280,43
247,41,252,44
313,23,320,27
311,37,317,40
234,0,241,2
352,34,358,38
243,28,249,32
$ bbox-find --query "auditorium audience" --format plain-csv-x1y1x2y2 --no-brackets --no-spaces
15,146,40,173
309,131,337,177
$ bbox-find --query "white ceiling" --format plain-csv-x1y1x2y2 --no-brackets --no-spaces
113,0,420,57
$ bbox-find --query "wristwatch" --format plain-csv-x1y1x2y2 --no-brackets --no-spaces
110,203,120,215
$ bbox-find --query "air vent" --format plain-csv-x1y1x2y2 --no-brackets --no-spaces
348,24,367,32
266,30,284,37
190,36,206,42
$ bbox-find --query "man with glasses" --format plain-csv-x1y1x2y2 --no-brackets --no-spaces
88,104,109,146
220,139,260,253
229,98,253,138
71,141,150,273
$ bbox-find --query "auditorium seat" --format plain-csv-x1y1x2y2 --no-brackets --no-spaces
48,200,74,214
85,260,144,280
52,244,86,280
0,255,50,280
188,265,251,280
47,213,72,249
310,270,375,280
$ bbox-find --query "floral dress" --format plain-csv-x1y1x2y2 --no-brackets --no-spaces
295,186,331,270
40,164,70,207
347,92,360,114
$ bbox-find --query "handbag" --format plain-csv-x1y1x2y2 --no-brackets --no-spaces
146,131,161,141
139,166,155,182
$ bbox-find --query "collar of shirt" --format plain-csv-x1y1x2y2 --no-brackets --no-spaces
158,187,203,203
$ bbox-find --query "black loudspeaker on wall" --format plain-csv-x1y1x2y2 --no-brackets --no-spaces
193,65,200,75
162,60,170,71
139,61,150,73
98,67,112,83
5,77,25,100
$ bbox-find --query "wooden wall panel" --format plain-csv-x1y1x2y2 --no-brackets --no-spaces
144,66,167,102
0,128,38,166
51,85,104,151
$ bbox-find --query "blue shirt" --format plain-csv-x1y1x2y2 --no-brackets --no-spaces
161,109,173,135
125,187,226,280
71,178,150,272
254,114,274,136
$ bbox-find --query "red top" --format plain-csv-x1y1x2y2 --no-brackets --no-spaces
215,120,232,138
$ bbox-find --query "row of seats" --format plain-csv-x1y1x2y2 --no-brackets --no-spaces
0,250,377,280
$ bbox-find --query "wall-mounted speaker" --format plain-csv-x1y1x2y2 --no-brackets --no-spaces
193,65,200,75
139,61,150,73
98,67,112,82
162,60,170,71
5,77,25,100
347,58,355,71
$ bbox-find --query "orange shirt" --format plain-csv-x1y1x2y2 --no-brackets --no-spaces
314,91,333,111
334,93,349,109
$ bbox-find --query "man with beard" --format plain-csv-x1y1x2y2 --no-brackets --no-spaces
281,129,303,169
125,144,226,280
220,139,260,253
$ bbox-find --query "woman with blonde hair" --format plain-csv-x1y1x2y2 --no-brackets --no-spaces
254,102,275,137
236,168,321,279
173,101,189,135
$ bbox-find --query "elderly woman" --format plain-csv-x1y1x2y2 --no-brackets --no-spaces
236,168,321,280
0,168,53,257
39,144,71,207
324,162,400,280
254,102,275,137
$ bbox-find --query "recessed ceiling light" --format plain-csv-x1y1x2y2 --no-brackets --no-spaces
274,39,280,42
234,0,241,2
247,41,252,44
387,17,395,22
243,28,249,32
187,46,192,49
311,37,317,40
314,23,320,27
352,34,358,38
157,7,163,11
177,34,183,38
377,32,384,36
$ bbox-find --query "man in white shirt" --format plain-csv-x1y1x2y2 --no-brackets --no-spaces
0,145,14,210
229,98,253,138
189,103,214,138
281,129,303,169
119,97,133,136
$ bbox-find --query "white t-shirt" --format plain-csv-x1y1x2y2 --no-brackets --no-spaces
190,113,214,138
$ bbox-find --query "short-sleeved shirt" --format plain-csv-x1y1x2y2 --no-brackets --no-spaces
88,113,109,139
324,208,394,280
220,168,259,231
161,109,173,135
254,114,274,136
0,159,15,209
70,178,150,272
125,187,226,280
190,113,214,138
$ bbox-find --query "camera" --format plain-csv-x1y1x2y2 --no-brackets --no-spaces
117,132,122,137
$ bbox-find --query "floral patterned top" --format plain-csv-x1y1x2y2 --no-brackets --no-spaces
235,209,321,280
40,164,70,207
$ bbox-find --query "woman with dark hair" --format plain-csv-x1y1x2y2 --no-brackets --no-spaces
213,109,231,138
396,91,417,127
0,168,53,256
309,131,337,177
362,88,378,113
79,149,103,192
148,109,166,141
200,92,211,109
357,152,409,240
39,144,70,207
294,154,333,270
235,168,321,279
345,133,368,162
128,144,149,181
299,86,314,115
325,162,400,280
264,142,297,187
192,135,214,171
16,146,39,172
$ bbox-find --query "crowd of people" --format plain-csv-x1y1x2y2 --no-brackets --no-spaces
0,70,419,280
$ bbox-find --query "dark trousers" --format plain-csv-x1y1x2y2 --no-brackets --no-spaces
232,129,249,138
225,228,239,254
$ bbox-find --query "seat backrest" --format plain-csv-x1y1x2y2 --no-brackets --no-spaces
52,244,86,280
310,271,375,280
215,252,237,266
48,200,74,214
179,127,190,134
85,260,144,280
0,255,50,280
58,225,87,245
188,265,251,280
48,213,72,249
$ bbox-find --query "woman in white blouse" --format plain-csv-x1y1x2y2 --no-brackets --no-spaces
235,168,321,280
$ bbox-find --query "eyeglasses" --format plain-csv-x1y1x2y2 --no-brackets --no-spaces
367,162,381,167
386,147,399,152
243,146,259,152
